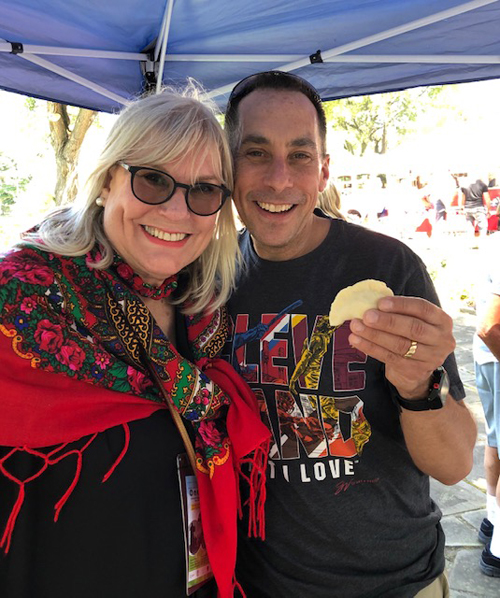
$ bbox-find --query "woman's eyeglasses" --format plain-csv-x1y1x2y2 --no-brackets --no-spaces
119,162,231,216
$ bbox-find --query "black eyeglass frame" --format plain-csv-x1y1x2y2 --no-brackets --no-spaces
119,162,231,216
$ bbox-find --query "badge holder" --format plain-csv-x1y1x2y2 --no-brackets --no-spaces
177,453,214,594
131,335,214,595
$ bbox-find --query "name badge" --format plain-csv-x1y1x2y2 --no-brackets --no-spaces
177,453,214,595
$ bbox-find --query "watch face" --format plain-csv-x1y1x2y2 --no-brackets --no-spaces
429,367,449,408
439,369,450,400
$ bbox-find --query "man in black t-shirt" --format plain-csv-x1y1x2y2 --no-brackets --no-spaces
460,178,491,236
224,71,477,598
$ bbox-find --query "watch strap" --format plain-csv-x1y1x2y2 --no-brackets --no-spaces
389,367,449,412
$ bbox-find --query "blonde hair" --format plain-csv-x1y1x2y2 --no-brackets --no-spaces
318,184,345,220
22,84,239,314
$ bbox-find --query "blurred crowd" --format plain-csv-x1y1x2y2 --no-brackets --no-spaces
326,170,500,241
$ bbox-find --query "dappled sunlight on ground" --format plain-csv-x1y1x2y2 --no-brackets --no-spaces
358,209,490,317
403,231,484,317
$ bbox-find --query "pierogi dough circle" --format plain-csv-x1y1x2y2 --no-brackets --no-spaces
329,279,394,327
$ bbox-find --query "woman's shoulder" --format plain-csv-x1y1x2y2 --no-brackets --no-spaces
1,244,91,280
0,245,58,288
0,246,57,315
0,245,90,313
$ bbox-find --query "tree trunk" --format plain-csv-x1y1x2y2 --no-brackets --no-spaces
381,122,387,154
47,103,96,205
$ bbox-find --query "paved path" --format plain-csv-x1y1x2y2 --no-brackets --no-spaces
429,310,499,597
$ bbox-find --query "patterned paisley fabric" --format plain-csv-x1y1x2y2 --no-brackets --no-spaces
0,244,269,598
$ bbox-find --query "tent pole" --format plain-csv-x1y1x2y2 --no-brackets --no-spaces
322,54,500,64
154,2,170,62
0,41,144,61
156,0,175,93
19,54,130,105
208,0,499,100
269,0,500,74
2,44,498,66
163,53,500,64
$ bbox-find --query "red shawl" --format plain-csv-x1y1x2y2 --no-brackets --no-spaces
0,245,270,598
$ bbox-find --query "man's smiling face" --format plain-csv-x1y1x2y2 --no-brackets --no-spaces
233,89,330,261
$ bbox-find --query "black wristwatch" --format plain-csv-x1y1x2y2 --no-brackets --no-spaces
390,367,450,412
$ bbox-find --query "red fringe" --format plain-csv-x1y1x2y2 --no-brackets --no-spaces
51,433,98,522
238,438,270,540
230,439,269,598
102,423,130,483
0,482,25,553
0,424,130,554
234,577,246,597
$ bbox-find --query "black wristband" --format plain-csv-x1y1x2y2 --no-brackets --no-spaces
389,367,449,412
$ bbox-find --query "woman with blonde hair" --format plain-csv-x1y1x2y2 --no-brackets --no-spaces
318,183,345,220
0,87,268,598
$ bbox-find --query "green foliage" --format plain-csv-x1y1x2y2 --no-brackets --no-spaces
324,87,443,156
24,97,37,112
0,153,32,215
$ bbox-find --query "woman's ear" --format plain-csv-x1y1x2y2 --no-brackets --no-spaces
100,166,117,200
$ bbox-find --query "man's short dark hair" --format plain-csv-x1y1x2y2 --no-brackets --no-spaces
225,70,327,156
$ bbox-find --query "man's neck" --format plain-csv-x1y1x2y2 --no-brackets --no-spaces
252,215,331,261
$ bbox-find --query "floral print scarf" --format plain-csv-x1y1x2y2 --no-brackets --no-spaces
0,244,269,598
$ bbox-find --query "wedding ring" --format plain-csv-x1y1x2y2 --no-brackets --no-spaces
403,340,418,359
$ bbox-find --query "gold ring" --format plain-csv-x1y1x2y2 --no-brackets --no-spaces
403,340,418,359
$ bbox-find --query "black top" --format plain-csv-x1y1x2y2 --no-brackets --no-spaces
0,410,216,598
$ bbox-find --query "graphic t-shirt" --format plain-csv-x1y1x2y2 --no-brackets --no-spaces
225,216,465,598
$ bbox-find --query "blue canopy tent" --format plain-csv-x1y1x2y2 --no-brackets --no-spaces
1,0,500,112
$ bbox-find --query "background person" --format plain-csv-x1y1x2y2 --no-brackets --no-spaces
474,233,500,577
224,70,476,598
317,183,345,220
0,87,268,598
460,177,491,238
426,171,456,235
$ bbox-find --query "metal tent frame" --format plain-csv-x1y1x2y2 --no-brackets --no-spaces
1,0,500,111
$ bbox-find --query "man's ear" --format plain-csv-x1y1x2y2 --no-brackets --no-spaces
318,154,330,193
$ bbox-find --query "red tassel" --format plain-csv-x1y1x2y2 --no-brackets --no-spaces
53,451,83,522
238,438,270,540
102,423,130,483
234,577,246,597
50,434,97,522
0,427,130,555
235,459,243,520
0,446,50,553
0,483,25,553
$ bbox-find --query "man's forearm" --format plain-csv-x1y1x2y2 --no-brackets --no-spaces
400,395,476,485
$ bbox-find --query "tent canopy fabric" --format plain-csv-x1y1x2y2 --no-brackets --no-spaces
1,0,500,112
